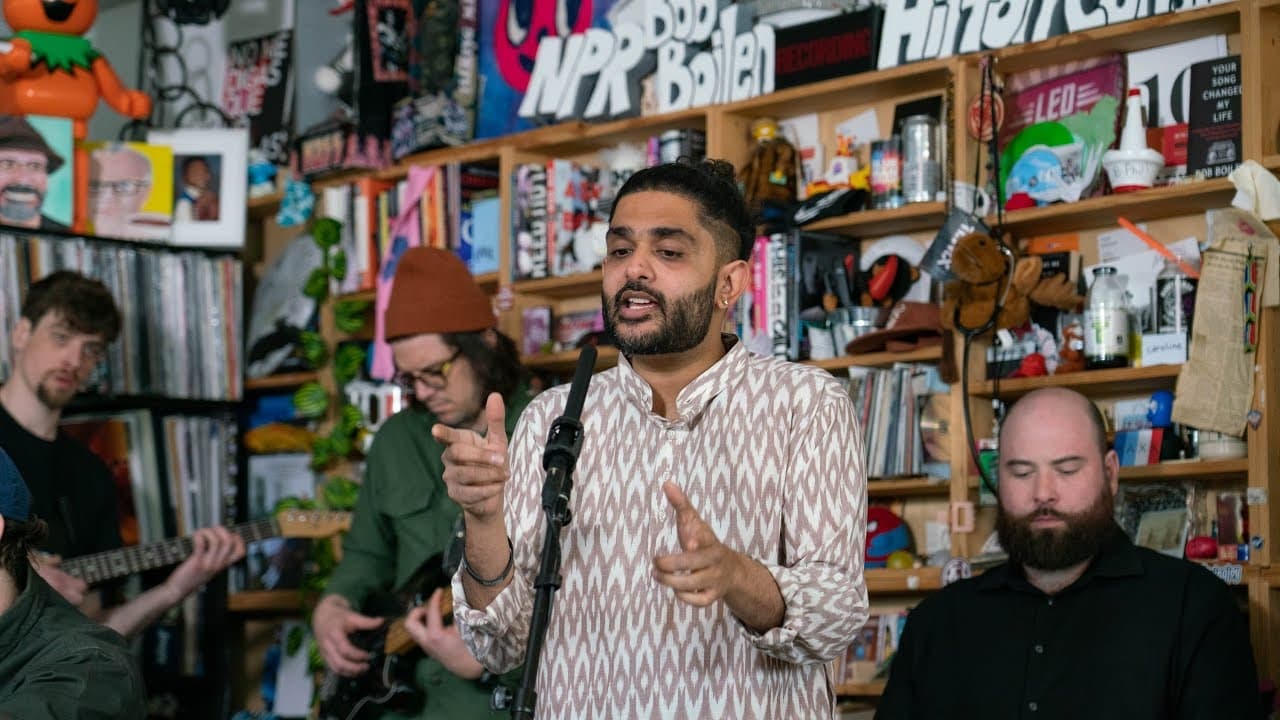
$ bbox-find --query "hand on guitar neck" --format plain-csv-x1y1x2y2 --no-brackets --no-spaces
402,587,482,679
33,526,245,609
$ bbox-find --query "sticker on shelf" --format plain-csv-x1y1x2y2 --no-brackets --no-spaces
1246,488,1268,506
1206,564,1243,585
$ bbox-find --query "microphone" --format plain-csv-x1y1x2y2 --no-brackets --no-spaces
513,344,596,718
541,345,596,515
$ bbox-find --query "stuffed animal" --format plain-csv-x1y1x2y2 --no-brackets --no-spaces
738,117,798,214
1030,271,1084,311
940,232,1041,332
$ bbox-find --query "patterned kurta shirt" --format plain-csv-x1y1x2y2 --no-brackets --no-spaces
454,336,869,719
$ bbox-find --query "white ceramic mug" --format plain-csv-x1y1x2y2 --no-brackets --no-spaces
953,181,993,216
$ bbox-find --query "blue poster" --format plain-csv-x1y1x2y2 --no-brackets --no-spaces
476,0,619,139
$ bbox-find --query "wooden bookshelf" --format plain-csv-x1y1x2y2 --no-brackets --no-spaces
228,590,307,614
996,178,1237,237
865,566,943,594
524,345,618,373
244,371,318,392
246,191,284,220
804,202,948,238
516,107,709,158
835,680,887,697
971,364,1182,399
514,270,604,299
1118,458,1249,482
1264,566,1280,587
805,344,943,372
989,2,1240,73
867,476,951,497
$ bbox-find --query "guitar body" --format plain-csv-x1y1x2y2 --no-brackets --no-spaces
317,631,422,720
317,544,461,720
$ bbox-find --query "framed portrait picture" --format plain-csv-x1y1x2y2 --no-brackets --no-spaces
146,128,248,248
0,114,73,231
83,141,174,241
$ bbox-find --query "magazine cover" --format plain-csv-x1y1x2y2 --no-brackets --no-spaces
476,0,606,138
0,114,73,231
84,141,175,241
221,30,296,166
60,411,163,546
997,55,1125,207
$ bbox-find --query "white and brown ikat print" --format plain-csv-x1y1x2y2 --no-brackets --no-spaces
454,339,869,719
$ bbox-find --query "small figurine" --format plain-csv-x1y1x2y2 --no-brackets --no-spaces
248,149,278,198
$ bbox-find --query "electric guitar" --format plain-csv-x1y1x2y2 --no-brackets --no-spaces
59,510,352,585
316,550,459,720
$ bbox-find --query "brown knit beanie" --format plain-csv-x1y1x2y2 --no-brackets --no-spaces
384,247,495,340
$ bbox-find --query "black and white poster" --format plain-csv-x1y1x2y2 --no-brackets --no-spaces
221,30,295,165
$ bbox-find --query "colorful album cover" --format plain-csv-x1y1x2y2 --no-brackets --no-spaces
83,141,175,241
0,114,73,230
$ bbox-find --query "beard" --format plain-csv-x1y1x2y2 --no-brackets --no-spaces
0,183,44,223
996,484,1117,571
36,378,77,410
602,275,717,357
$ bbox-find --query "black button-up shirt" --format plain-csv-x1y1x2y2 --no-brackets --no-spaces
876,527,1263,719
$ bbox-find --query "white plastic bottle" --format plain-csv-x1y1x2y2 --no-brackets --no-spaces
1085,266,1130,369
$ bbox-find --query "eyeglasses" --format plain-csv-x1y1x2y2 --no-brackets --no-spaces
394,350,462,391
89,179,151,197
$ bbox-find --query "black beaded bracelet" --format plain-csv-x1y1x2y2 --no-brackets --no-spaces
463,537,514,587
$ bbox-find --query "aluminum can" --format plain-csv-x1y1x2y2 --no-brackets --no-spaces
901,114,941,203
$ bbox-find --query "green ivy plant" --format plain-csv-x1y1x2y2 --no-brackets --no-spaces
290,217,373,471
281,216,378,675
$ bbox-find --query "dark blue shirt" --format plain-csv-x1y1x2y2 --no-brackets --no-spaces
876,526,1263,720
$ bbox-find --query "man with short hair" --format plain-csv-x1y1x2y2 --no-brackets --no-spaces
0,445,147,718
87,145,159,239
876,387,1263,719
173,156,218,222
0,270,245,638
0,115,68,231
312,247,532,718
438,159,869,718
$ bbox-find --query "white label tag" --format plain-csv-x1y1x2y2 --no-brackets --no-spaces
1207,564,1244,585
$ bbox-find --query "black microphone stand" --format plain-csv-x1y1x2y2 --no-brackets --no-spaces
510,346,596,719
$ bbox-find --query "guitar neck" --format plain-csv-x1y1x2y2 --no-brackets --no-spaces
381,589,453,656
61,518,280,585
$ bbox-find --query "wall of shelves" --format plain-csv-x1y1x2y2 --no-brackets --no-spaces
233,0,1280,706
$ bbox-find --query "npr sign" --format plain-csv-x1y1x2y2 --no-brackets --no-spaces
517,0,775,123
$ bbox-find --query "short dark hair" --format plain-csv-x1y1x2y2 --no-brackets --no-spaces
610,159,754,264
183,156,210,173
0,517,49,592
444,329,528,401
21,271,121,343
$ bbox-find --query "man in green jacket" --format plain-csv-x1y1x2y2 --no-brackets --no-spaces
0,446,147,719
313,247,532,718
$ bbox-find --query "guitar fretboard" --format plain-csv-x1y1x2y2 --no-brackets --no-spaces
62,518,280,585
